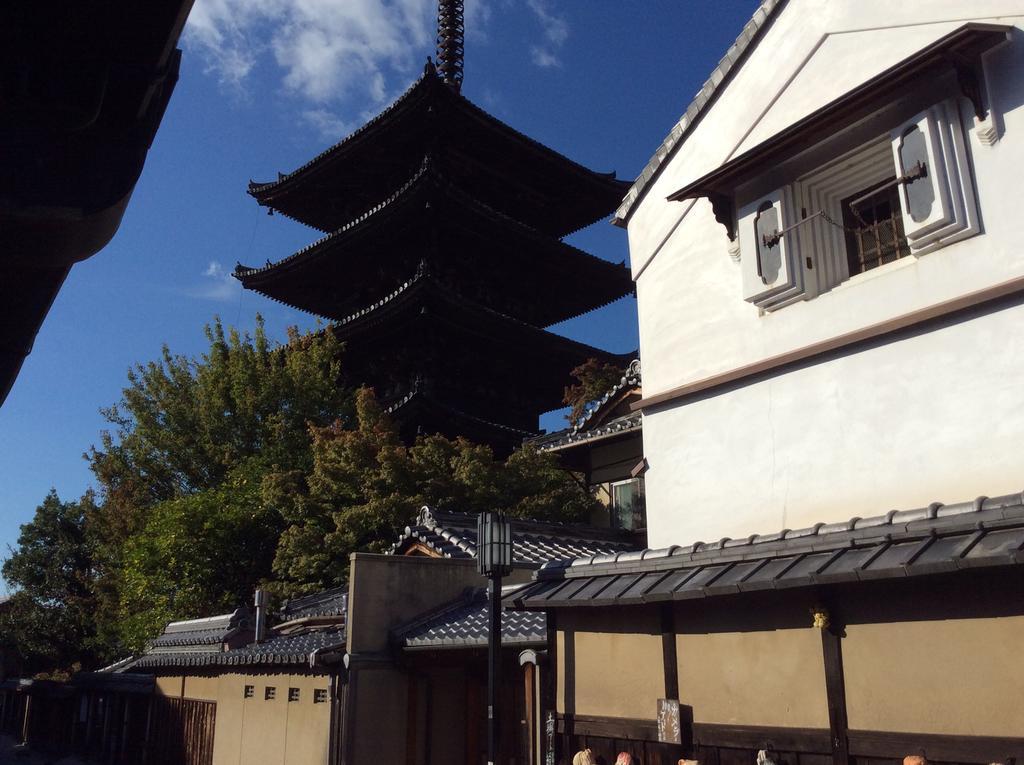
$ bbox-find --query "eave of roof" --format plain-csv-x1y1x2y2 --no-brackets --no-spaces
665,22,1012,206
249,62,628,237
236,158,633,327
613,0,784,226
131,627,347,671
389,506,637,564
507,491,1024,610
532,411,642,454
262,270,633,400
394,586,546,650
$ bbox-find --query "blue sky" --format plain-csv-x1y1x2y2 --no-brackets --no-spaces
0,0,758,580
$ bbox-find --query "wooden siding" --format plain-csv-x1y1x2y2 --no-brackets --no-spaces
147,696,216,765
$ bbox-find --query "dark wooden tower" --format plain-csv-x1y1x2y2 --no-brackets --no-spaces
236,0,633,454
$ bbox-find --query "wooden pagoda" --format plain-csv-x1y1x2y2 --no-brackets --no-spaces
236,1,633,453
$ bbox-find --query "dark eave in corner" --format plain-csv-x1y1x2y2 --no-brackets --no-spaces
666,23,1011,206
0,0,194,406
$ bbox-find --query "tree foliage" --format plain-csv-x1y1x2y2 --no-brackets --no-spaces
5,318,602,667
85,317,350,654
563,358,625,426
265,388,599,595
0,491,101,674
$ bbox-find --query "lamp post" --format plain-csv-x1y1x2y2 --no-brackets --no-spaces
477,510,512,765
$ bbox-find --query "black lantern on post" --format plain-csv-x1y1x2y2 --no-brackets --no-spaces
477,510,512,765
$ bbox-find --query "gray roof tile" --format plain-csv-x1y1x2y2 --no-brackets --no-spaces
389,506,637,565
507,490,1024,610
131,627,346,670
395,587,545,650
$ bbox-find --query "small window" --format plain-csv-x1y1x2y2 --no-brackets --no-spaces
243,685,254,699
841,181,910,276
288,688,300,702
265,687,276,700
313,689,328,704
610,477,646,531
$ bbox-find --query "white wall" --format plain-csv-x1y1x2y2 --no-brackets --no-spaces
629,1,1024,546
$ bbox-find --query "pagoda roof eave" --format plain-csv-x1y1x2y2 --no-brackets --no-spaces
235,160,635,327
246,66,629,236
325,270,631,367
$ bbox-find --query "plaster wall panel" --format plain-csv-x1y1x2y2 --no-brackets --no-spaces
676,628,828,728
238,676,287,765
210,674,246,765
154,675,183,697
282,675,331,765
182,674,217,701
556,608,663,720
843,616,1024,736
643,302,1024,547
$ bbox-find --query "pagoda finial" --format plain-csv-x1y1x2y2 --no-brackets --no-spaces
436,0,464,92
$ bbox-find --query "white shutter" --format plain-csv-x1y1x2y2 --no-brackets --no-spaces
737,186,806,309
891,101,978,252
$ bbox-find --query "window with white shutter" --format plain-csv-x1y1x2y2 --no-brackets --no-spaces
737,187,809,310
891,100,979,254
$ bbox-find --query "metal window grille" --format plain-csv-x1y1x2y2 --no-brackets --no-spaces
313,689,328,704
243,685,254,699
288,688,300,702
476,510,513,577
842,182,910,275
264,687,276,701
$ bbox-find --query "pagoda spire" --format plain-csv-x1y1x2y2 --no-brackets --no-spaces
436,0,464,92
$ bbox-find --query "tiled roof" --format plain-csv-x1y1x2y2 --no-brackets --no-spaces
508,491,1024,610
389,506,637,564
395,586,545,650
148,608,251,652
613,0,784,226
280,587,348,621
531,359,641,452
130,627,346,670
531,412,642,453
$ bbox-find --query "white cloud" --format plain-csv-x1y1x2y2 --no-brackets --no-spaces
188,261,239,302
524,0,568,68
530,46,560,69
302,108,358,139
185,0,439,105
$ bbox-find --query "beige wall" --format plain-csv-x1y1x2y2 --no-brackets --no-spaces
148,671,333,765
183,674,218,702
155,675,183,697
557,608,664,720
844,615,1024,736
677,628,828,728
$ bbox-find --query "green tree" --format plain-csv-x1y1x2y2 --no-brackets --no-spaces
86,317,351,652
116,459,281,651
1,491,101,674
265,388,599,595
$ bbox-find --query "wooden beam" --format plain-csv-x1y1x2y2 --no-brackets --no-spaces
634,275,1024,413
848,729,1024,761
821,626,850,765
660,604,679,701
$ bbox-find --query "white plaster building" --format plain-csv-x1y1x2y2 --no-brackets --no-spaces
615,0,1024,547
